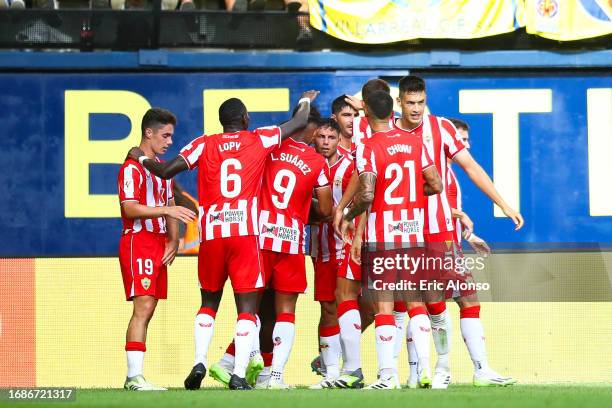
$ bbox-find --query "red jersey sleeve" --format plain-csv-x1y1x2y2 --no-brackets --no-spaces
179,135,206,170
440,118,467,159
355,143,376,176
118,162,142,203
314,167,330,189
421,144,435,172
255,126,282,153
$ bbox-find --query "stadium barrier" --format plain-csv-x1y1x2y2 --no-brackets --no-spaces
1,255,612,388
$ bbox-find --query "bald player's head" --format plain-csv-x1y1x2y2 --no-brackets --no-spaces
219,98,248,129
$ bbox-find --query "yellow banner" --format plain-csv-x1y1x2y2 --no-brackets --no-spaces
0,257,607,387
522,0,612,41
308,0,521,44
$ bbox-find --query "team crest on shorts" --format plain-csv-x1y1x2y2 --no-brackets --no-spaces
141,277,151,290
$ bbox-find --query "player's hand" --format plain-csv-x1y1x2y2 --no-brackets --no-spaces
165,206,197,224
501,206,524,230
350,234,363,265
333,207,345,236
300,90,319,102
162,239,179,265
467,233,491,257
344,94,364,111
459,212,474,239
340,216,355,245
127,147,145,162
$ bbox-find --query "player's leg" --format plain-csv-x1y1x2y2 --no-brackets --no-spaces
184,289,223,390
334,275,365,388
226,236,266,390
184,237,227,390
407,300,432,388
124,295,162,390
423,233,455,389
310,300,341,389
254,289,276,388
310,259,341,385
455,295,516,386
266,252,307,389
365,295,400,390
231,290,259,389
120,232,167,391
392,300,408,361
333,245,366,388
268,291,299,389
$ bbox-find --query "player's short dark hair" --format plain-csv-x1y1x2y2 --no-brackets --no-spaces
317,117,341,134
331,95,358,115
364,91,394,120
398,75,426,95
448,118,469,131
141,108,176,136
219,98,247,127
292,103,322,125
362,79,390,101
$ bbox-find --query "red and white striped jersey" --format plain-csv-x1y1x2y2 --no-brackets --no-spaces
351,116,395,156
179,126,281,241
118,158,174,235
394,115,466,234
311,153,354,262
446,164,463,244
337,142,353,158
355,128,433,244
259,138,329,254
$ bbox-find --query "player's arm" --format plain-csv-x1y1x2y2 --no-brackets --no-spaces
423,166,443,195
349,212,367,263
343,173,375,223
451,207,474,238
332,170,359,235
172,182,198,214
163,198,180,265
126,148,189,180
121,201,196,224
314,185,333,220
452,149,524,230
278,90,319,140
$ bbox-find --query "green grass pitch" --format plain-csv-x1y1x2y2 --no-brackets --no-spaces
4,386,612,408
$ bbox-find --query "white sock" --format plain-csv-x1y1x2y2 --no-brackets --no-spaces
233,314,257,378
250,315,261,358
319,325,342,379
338,300,361,373
409,310,431,375
374,314,397,379
461,314,490,373
406,325,418,381
126,351,144,378
429,307,451,371
393,310,407,359
194,308,216,367
219,342,235,371
271,313,296,378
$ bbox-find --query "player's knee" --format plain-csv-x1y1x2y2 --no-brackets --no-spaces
134,301,156,320
456,295,480,309
319,301,338,326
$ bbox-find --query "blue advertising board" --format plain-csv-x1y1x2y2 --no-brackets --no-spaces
1,71,610,255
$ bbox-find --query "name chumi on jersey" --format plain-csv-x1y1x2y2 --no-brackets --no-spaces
387,144,412,155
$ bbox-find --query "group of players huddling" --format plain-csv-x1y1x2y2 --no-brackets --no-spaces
117,75,523,391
